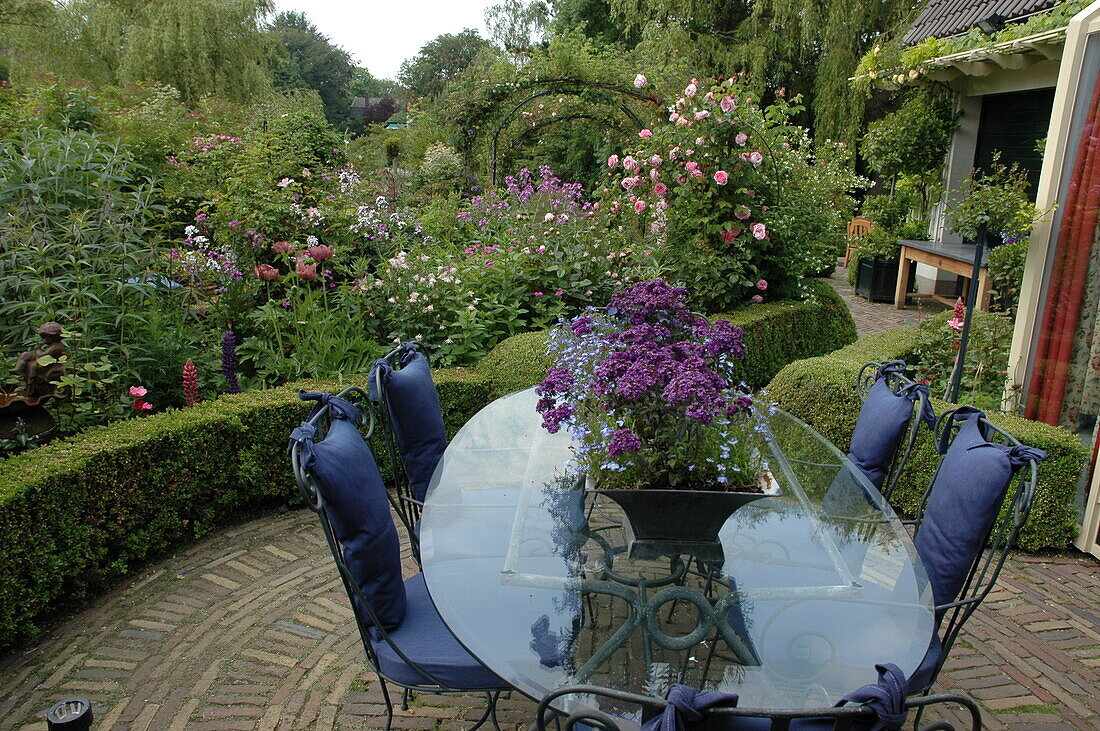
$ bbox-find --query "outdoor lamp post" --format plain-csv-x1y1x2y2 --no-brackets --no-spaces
948,222,990,404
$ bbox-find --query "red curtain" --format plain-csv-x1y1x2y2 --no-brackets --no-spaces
1025,72,1100,425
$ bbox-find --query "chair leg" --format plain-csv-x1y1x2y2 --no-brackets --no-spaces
468,690,501,731
402,687,412,711
379,678,395,731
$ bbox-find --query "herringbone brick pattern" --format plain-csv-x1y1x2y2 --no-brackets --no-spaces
2,507,1097,730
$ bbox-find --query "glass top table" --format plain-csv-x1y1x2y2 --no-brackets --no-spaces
420,388,935,713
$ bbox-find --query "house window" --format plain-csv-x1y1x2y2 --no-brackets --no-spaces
974,88,1055,199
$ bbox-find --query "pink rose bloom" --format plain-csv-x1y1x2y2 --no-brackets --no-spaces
272,240,293,254
736,132,749,146
634,200,647,213
684,161,699,174
675,116,691,126
734,206,751,220
685,82,697,98
756,279,768,291
133,400,153,411
634,74,647,88
649,168,660,181
703,91,715,104
607,154,619,168
752,294,764,304
695,136,706,146
714,170,729,185
657,199,670,211
654,182,668,196
623,155,637,170
748,151,764,167
721,229,737,243
296,260,318,281
648,154,663,166
621,177,636,189
751,223,768,240
129,385,147,398
669,112,680,123
610,201,621,213
720,96,736,113
694,110,710,121
638,128,652,138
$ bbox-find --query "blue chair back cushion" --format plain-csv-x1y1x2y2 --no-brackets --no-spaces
298,401,406,630
847,377,913,490
379,350,448,502
914,414,1014,611
372,574,507,689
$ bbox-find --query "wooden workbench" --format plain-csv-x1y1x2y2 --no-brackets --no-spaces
895,239,991,311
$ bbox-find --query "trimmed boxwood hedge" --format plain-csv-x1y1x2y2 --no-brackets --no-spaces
767,327,1089,552
475,278,857,396
0,282,854,650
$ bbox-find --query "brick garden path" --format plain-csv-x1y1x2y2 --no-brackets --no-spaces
2,265,1097,730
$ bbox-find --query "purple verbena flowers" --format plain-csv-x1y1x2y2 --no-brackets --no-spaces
536,279,756,489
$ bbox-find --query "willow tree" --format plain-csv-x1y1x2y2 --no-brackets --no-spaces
598,0,917,143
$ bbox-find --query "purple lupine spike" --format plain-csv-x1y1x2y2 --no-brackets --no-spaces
221,330,242,394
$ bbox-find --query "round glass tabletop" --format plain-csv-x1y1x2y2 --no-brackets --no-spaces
420,388,935,713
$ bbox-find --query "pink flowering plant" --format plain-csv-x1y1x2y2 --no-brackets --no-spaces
535,280,766,491
604,75,867,305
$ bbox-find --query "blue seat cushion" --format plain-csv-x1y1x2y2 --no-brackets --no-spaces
371,574,508,690
302,403,406,630
914,414,1015,611
906,633,943,694
382,350,448,502
847,377,914,489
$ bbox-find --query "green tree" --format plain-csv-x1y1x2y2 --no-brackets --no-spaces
270,11,353,125
485,0,550,63
399,29,494,98
350,67,401,99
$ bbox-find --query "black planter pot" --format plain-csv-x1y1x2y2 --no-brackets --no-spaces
590,487,775,563
855,256,900,303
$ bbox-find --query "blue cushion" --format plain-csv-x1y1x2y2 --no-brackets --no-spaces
914,413,1015,611
372,573,508,690
295,397,406,630
906,633,943,694
378,349,448,502
847,377,914,490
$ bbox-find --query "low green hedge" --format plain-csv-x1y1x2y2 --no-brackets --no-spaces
767,327,1088,551
476,279,857,396
0,282,855,650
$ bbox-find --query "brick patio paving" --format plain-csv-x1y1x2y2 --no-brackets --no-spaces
1,264,1096,730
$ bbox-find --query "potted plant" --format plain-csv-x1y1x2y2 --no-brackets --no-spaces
535,279,778,561
854,227,903,303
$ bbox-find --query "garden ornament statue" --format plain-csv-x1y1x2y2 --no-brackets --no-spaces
12,322,67,400
1,322,66,442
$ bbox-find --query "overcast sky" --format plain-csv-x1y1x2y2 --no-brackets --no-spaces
274,0,500,80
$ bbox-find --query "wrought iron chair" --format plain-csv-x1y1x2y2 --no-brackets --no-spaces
369,342,449,565
288,388,509,731
536,682,982,731
849,361,934,501
904,406,1044,696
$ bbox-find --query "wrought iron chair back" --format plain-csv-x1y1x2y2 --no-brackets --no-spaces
535,685,982,731
371,345,427,563
289,388,503,730
855,361,932,500
907,408,1039,695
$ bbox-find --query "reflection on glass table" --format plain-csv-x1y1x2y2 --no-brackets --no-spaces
419,388,935,716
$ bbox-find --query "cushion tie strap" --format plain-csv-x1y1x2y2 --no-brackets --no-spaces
835,663,909,730
369,342,425,401
641,684,739,731
1003,444,1048,466
287,422,317,466
897,382,936,427
876,360,908,379
298,390,363,424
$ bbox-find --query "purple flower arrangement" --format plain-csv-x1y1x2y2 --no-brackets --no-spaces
536,279,762,491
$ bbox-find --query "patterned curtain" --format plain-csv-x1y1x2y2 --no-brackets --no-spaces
1026,71,1100,426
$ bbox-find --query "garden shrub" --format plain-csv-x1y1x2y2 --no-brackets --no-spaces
768,328,1088,551
476,279,856,396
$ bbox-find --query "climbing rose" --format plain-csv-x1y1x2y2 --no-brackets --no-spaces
721,230,737,243
608,154,619,168
634,200,647,213
736,132,749,146
621,177,636,189
752,295,764,304
714,170,728,185
756,279,768,291
129,385,147,398
639,129,652,138
654,182,668,196
685,82,697,97
751,223,768,240
634,74,647,88
720,96,736,113
623,155,637,170
747,151,764,166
